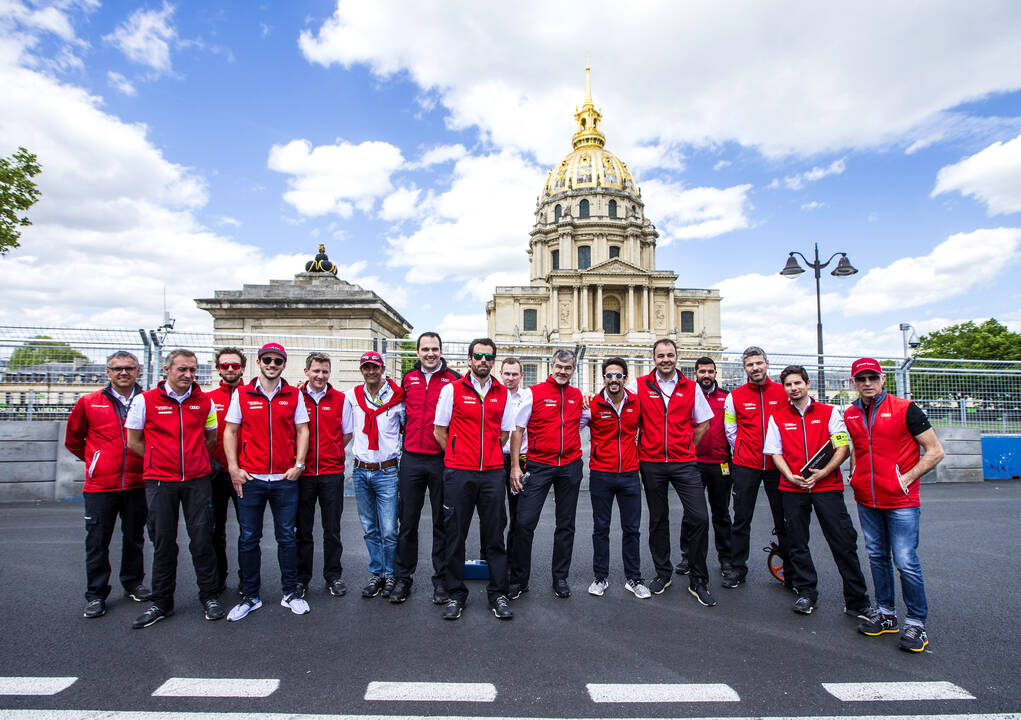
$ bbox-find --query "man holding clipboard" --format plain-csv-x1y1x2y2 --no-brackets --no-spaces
763,365,870,620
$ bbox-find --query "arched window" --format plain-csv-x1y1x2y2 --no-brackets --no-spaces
603,295,621,334
523,309,538,332
551,249,560,270
680,310,695,333
554,204,562,222
608,199,617,218
579,199,590,218
608,245,620,259
577,246,591,270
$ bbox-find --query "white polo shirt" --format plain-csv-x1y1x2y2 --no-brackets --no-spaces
344,381,405,464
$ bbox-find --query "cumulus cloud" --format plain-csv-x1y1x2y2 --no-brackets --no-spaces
931,133,1021,215
641,181,752,244
769,158,846,190
413,143,467,168
380,186,422,221
106,70,136,96
436,312,488,339
104,2,176,73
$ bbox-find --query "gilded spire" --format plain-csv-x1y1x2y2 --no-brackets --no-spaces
572,63,605,150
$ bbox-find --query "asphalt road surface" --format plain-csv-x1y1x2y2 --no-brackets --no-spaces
0,480,1019,720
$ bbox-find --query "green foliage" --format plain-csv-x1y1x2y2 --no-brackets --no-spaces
8,335,88,370
0,147,42,255
914,319,1021,361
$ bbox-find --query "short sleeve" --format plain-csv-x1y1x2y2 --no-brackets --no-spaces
294,396,310,425
124,395,146,430
433,384,454,427
514,388,533,429
829,408,849,447
762,415,783,456
205,405,218,430
691,387,714,424
579,407,592,430
500,395,517,432
341,399,354,434
905,402,933,436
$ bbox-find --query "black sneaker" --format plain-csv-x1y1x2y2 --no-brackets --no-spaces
132,604,172,629
843,604,871,621
721,569,744,588
648,576,672,595
552,578,571,598
83,598,106,619
125,583,152,602
688,583,718,607
674,557,690,575
489,595,513,620
793,595,815,615
294,583,307,599
442,599,464,621
857,608,899,636
203,597,226,621
361,575,384,598
898,624,928,653
381,576,397,598
389,579,411,604
507,583,529,600
328,578,347,597
432,586,450,605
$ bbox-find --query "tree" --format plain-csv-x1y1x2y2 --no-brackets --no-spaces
0,147,42,255
8,336,88,370
914,319,1021,360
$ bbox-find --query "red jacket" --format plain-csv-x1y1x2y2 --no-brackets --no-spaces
443,376,509,471
587,389,640,473
524,376,583,466
844,392,922,509
635,372,698,463
771,400,845,493
695,385,729,464
236,378,302,475
139,382,213,482
65,385,144,492
402,361,460,454
728,378,788,470
207,380,240,468
300,383,347,476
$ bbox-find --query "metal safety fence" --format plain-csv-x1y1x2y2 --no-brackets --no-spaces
2,325,1021,433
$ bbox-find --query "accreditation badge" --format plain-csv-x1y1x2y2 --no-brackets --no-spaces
720,462,730,476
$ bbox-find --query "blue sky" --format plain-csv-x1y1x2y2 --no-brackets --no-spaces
3,1,1021,356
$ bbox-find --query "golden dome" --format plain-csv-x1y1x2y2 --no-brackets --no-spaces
542,66,638,200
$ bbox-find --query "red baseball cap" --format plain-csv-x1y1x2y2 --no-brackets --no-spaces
850,357,882,378
258,342,287,360
360,351,385,367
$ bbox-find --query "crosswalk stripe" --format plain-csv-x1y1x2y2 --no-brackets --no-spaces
151,678,280,697
0,711,1017,720
0,677,77,695
364,681,497,702
586,683,740,703
822,681,976,701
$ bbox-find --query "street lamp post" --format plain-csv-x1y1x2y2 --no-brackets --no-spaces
779,243,858,396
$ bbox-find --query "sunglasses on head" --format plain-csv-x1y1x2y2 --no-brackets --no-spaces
261,356,285,367
854,373,881,382
604,372,625,380
471,352,495,361
218,362,242,370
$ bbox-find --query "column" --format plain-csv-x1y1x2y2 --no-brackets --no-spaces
642,287,649,331
668,291,675,333
627,285,635,332
572,286,579,334
595,284,603,331
647,287,654,330
580,285,589,332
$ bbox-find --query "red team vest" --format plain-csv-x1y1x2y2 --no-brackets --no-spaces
301,383,347,476
635,372,698,463
401,364,460,454
695,386,729,464
139,382,213,482
771,400,845,494
443,376,509,471
729,378,788,470
65,387,144,492
236,379,301,475
525,376,583,466
587,390,640,473
843,393,923,509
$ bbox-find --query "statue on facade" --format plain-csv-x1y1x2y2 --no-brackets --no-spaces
305,244,338,275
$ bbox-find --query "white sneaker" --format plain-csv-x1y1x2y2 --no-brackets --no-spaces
587,578,609,596
281,592,310,615
226,597,262,622
625,579,652,599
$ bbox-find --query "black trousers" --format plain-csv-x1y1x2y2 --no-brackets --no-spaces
296,472,344,585
442,468,508,603
393,451,446,588
730,464,787,580
83,488,147,601
475,454,522,562
210,469,240,590
145,477,219,610
680,462,734,568
509,459,583,586
781,490,870,606
640,461,709,584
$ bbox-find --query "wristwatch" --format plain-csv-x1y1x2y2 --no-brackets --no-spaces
295,463,306,472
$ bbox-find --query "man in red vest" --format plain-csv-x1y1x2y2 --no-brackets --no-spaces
65,350,150,619
723,346,789,589
295,352,352,600
433,338,518,620
508,348,585,600
763,365,870,618
124,348,223,628
844,357,944,653
223,343,310,622
391,332,460,605
207,346,246,594
630,338,717,607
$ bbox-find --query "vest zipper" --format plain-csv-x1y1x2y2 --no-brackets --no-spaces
267,392,274,474
177,401,185,481
558,383,565,467
800,409,810,493
758,384,766,471
616,401,623,473
314,397,320,476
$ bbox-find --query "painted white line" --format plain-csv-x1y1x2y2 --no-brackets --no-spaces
0,677,77,695
823,681,977,702
0,711,1018,720
364,681,497,702
151,677,279,697
586,682,740,703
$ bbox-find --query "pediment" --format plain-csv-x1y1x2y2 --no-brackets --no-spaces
583,258,648,275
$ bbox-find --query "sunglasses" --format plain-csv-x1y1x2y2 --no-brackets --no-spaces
107,366,138,373
854,374,881,382
604,372,625,380
218,362,242,370
471,353,495,361
260,357,285,367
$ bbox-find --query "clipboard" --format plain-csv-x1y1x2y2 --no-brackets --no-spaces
800,439,835,476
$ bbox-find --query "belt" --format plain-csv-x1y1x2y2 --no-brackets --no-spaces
503,453,527,464
353,458,399,471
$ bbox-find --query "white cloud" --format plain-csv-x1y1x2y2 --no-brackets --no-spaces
413,143,467,168
641,181,752,244
380,185,422,221
770,158,846,190
457,270,529,303
713,160,732,171
267,138,405,217
931,133,1021,215
216,215,241,227
801,201,827,211
106,70,136,96
330,260,409,308
436,312,487,339
104,2,176,73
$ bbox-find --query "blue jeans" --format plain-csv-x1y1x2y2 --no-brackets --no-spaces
856,504,927,625
237,478,299,599
353,465,399,576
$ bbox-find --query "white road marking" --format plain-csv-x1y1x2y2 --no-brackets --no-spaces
586,683,740,703
364,681,497,702
0,711,1018,720
0,677,77,695
822,681,977,702
151,677,279,697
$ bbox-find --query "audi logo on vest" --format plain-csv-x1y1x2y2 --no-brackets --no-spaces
742,402,757,410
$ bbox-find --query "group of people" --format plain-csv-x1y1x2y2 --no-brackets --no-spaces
65,334,944,652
